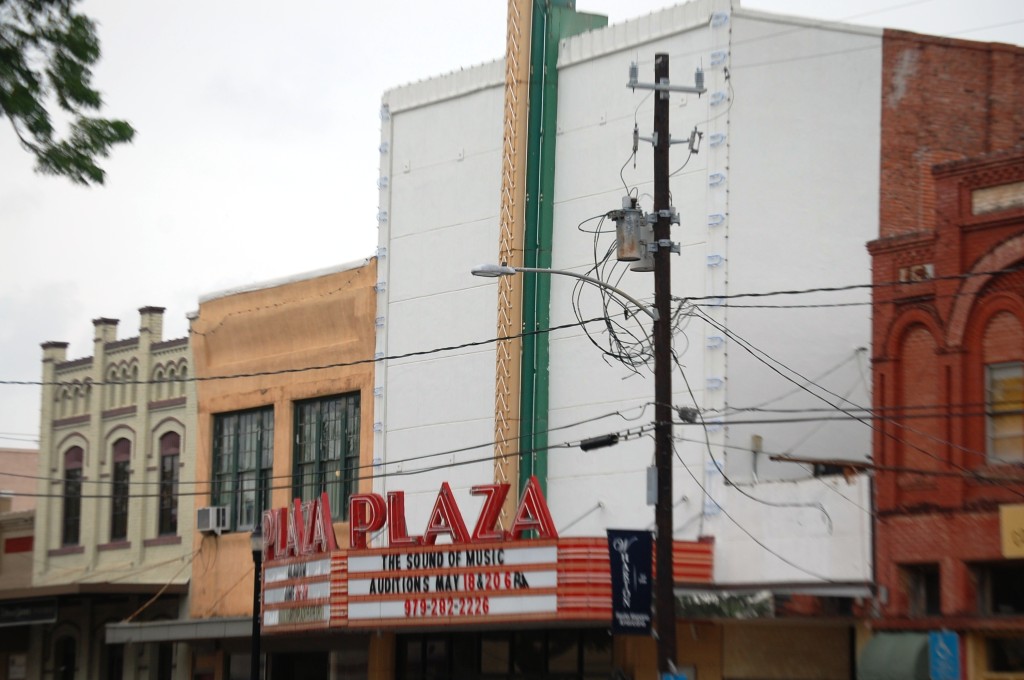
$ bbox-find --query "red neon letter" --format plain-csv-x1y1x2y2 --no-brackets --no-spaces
285,498,305,557
261,508,284,561
349,493,386,549
470,483,509,541
307,492,338,554
387,491,422,546
422,482,470,545
507,475,558,540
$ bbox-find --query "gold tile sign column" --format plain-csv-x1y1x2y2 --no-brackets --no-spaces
494,0,532,527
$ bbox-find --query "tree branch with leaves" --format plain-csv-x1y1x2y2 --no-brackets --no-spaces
0,0,134,185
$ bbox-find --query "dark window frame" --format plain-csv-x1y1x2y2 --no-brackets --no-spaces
157,642,174,680
55,636,76,680
212,407,274,532
987,636,1024,672
104,643,124,680
158,432,181,536
110,439,131,542
986,361,1024,464
904,562,941,617
62,448,83,546
293,393,360,521
976,561,1024,616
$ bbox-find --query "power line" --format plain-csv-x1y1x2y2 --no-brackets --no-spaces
672,434,877,517
671,441,839,583
0,422,657,501
768,454,1024,485
0,316,607,387
1,404,653,489
689,307,1024,500
0,434,38,444
674,359,834,531
679,263,1024,305
8,401,1012,494
2,264,1021,391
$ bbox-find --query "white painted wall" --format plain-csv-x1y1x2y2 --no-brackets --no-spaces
725,10,880,484
376,64,506,528
376,0,878,586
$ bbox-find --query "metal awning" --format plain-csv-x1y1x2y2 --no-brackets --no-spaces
857,633,929,680
676,582,873,598
105,617,252,644
0,582,188,600
0,599,57,628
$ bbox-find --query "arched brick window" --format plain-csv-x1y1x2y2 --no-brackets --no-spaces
899,324,943,471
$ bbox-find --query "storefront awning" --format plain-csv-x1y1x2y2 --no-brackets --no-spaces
105,617,251,644
0,582,188,600
0,599,56,628
857,633,929,680
676,582,872,598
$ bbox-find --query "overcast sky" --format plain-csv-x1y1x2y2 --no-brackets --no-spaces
1,0,1021,449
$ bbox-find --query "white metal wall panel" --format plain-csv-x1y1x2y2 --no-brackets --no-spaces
376,1,879,585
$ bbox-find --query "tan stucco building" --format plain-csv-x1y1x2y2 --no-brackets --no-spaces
115,259,379,679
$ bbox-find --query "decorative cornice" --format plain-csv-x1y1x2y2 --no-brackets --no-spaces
143,535,182,548
98,541,131,552
152,338,188,351
149,397,186,411
106,337,140,351
53,415,90,428
55,357,92,371
102,406,137,420
866,230,936,255
47,545,84,557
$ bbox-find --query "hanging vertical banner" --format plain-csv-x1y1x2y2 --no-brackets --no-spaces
607,529,653,635
929,630,961,680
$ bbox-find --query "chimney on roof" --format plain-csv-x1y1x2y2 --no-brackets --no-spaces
41,341,69,364
93,318,119,345
139,306,165,343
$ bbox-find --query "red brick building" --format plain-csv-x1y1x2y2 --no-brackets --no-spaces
867,30,1024,678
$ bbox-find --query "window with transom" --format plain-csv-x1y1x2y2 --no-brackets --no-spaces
293,393,360,520
212,408,273,532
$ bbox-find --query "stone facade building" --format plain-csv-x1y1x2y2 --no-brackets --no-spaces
27,307,195,680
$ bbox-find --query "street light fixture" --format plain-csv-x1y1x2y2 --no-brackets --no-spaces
474,52,688,678
471,264,659,321
473,256,676,665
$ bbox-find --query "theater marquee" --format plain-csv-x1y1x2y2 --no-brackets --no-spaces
259,477,713,633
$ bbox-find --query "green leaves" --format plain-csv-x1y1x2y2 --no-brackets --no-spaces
36,115,134,185
0,0,134,185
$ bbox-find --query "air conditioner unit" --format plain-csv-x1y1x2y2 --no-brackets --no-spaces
196,506,230,535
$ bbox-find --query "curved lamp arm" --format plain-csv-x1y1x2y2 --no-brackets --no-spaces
471,263,659,321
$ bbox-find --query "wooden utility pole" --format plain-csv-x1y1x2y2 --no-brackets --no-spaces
652,51,676,677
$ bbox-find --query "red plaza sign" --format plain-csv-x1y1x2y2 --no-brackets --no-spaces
348,476,558,549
